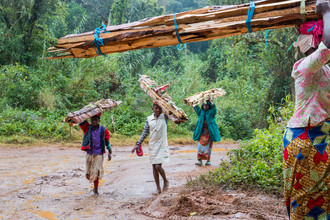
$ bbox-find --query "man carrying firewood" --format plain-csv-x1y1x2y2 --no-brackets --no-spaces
79,113,111,196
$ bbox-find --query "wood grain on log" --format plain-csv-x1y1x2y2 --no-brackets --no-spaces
46,0,319,59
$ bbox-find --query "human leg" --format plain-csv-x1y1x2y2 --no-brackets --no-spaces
152,164,161,194
86,154,92,180
155,164,169,191
283,122,329,219
205,141,213,166
93,177,99,196
87,155,104,196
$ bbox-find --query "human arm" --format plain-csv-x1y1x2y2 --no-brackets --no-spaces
295,1,330,77
193,105,202,116
316,0,330,48
105,128,112,161
79,120,90,134
164,114,169,124
132,120,150,153
207,100,217,118
294,2,330,77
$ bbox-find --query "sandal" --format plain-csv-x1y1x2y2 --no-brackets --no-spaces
205,161,211,166
195,160,202,166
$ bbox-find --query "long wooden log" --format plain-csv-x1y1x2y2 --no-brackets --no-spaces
46,0,319,59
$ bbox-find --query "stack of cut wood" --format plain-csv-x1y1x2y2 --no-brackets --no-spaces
184,88,227,107
46,0,318,59
63,98,122,126
138,75,188,124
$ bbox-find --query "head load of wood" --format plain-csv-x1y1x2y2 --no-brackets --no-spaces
138,75,188,124
63,98,122,126
184,88,227,107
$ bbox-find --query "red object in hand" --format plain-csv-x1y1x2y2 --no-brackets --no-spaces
136,144,143,157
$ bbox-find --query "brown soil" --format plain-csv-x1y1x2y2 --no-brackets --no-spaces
139,187,286,219
0,143,286,220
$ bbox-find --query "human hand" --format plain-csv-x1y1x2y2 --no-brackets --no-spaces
132,144,139,154
108,153,112,161
316,0,330,15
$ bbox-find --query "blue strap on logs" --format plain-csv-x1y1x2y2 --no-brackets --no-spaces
174,13,186,51
265,29,270,48
245,2,255,33
93,23,110,56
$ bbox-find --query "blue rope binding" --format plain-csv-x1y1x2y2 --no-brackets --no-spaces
245,2,255,33
287,37,298,53
265,29,270,48
307,21,317,33
173,13,186,51
93,23,110,56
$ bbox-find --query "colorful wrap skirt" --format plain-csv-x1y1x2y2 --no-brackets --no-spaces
283,120,329,220
197,127,213,161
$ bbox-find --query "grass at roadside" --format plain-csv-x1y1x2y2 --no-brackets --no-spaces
0,133,235,147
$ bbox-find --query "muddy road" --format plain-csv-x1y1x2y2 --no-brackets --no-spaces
0,144,286,219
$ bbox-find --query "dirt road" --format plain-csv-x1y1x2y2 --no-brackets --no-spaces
0,144,286,220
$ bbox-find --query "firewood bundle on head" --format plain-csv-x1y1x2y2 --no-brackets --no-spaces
138,75,188,124
63,98,122,126
46,0,318,59
184,88,227,107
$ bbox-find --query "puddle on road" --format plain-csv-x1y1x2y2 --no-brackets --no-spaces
128,148,228,157
173,148,229,154
213,148,229,152
22,179,36,184
129,153,149,157
28,210,58,220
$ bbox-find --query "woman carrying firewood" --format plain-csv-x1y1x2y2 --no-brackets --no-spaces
282,1,330,219
79,113,112,196
132,102,170,195
193,99,221,166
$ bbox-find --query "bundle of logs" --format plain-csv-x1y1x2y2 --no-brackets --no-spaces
138,75,188,124
63,99,122,126
46,0,318,59
184,88,227,107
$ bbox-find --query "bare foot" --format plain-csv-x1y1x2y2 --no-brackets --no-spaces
163,180,169,192
152,187,162,195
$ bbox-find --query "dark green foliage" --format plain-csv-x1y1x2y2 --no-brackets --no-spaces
166,0,206,13
0,0,67,65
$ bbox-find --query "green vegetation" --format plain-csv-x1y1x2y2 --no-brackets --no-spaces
191,96,295,193
0,0,300,144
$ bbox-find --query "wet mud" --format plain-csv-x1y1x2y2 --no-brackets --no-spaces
0,143,285,219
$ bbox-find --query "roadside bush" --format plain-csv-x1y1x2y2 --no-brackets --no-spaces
193,96,294,194
0,108,73,141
